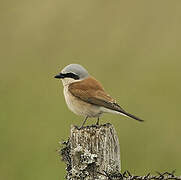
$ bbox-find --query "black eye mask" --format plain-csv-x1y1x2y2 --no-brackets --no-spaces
54,73,80,80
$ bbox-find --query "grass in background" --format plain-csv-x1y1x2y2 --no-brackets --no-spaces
0,1,181,179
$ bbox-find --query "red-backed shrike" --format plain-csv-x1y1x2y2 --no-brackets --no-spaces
55,64,143,128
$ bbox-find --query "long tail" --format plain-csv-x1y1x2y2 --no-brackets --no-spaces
118,109,144,122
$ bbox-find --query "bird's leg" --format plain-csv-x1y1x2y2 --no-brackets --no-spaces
79,116,88,129
96,117,100,125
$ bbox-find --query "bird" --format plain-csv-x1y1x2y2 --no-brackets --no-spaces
54,64,143,128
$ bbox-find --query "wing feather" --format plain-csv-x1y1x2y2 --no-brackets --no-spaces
68,77,144,122
68,77,125,112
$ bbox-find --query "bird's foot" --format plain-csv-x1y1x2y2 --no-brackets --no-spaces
95,117,100,126
74,125,84,130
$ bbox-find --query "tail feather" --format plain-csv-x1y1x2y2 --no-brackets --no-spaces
118,110,144,122
101,106,144,122
110,102,144,122
120,111,144,122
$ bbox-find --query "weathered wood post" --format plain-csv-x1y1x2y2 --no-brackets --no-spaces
60,123,121,180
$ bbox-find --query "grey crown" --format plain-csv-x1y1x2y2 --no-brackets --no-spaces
61,64,89,80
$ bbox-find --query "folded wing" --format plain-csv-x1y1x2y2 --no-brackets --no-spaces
69,77,143,122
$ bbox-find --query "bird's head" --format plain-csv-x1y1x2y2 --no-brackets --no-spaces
54,64,89,86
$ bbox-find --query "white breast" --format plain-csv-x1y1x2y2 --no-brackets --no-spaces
63,86,102,118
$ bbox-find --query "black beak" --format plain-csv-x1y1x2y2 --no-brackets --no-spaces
54,73,64,79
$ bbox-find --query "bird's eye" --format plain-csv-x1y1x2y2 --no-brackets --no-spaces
64,73,80,80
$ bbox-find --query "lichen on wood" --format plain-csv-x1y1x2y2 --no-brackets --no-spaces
59,123,121,180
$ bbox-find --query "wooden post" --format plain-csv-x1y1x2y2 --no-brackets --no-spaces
60,123,121,180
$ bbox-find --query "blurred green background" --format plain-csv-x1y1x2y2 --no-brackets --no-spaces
1,0,181,179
